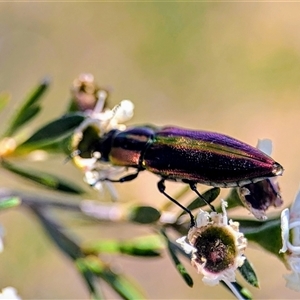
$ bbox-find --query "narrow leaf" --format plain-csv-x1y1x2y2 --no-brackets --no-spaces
4,78,50,136
168,242,193,287
76,258,102,299
128,205,161,224
29,204,101,298
221,281,252,300
16,113,85,152
180,187,221,216
238,257,259,288
0,196,21,210
119,235,163,257
83,235,163,257
29,205,83,260
1,159,84,194
161,230,193,287
102,270,145,300
238,217,282,258
85,256,146,300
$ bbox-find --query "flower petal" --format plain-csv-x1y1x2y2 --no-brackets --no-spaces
195,210,209,227
0,287,21,300
176,236,196,254
290,189,300,221
280,208,290,253
283,271,300,292
256,139,272,156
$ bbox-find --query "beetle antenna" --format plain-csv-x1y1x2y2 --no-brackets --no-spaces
189,182,216,212
157,179,195,228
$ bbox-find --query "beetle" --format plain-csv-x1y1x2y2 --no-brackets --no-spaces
77,125,284,227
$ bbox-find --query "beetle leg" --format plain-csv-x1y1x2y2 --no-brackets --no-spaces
157,179,195,228
189,182,216,212
101,169,141,183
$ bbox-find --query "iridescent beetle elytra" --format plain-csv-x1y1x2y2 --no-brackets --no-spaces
76,123,284,227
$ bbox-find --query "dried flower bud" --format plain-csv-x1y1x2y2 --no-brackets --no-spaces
70,73,108,112
238,139,283,220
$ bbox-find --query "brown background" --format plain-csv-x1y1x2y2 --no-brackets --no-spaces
0,2,299,299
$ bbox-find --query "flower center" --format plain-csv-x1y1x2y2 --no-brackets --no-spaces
193,226,236,273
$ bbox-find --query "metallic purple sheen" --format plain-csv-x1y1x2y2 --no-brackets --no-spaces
141,126,283,187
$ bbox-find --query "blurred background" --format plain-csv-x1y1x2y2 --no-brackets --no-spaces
0,1,300,299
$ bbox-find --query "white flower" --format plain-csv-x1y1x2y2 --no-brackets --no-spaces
72,97,134,200
0,287,21,300
176,200,247,287
280,189,300,291
83,159,126,201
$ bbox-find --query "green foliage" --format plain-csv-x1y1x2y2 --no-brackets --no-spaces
3,78,50,137
82,256,146,300
179,187,221,216
0,196,21,210
0,77,286,300
15,113,85,154
238,258,259,288
238,217,283,259
128,205,161,224
82,235,164,257
222,282,253,300
1,159,84,194
161,230,194,288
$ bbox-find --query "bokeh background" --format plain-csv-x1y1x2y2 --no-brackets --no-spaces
1,1,300,299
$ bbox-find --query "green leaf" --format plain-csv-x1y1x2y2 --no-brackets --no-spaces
238,217,282,258
30,205,83,260
83,240,120,254
76,258,102,299
128,205,161,224
221,281,252,300
174,259,194,288
1,159,84,194
30,205,101,298
16,113,85,153
0,92,10,112
202,187,221,203
119,235,163,257
4,78,50,137
179,187,221,216
0,196,21,210
102,269,146,300
161,230,193,287
83,235,163,257
238,257,259,288
84,256,146,300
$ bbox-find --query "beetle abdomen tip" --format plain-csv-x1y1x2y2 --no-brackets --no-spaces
272,162,284,176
